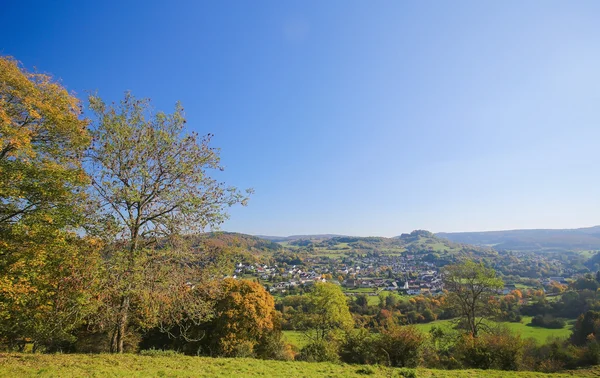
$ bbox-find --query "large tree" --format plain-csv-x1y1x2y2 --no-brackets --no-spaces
443,260,503,337
87,92,250,353
297,282,354,342
0,56,89,229
0,56,96,350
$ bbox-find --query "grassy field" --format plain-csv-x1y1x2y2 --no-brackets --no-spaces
282,330,308,348
1,353,599,377
413,316,574,344
283,316,573,350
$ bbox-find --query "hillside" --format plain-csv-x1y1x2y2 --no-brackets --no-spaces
256,234,348,242
436,226,600,252
194,232,284,256
1,353,599,377
268,230,495,260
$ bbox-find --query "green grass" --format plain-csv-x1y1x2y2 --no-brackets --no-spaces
0,353,599,377
342,288,378,293
413,316,574,344
282,330,308,348
367,295,381,306
284,316,573,350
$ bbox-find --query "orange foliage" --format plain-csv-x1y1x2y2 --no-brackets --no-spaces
212,278,276,356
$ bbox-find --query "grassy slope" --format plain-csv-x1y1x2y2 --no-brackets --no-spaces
0,353,599,378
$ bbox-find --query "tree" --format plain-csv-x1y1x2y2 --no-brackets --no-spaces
0,56,95,350
443,260,503,337
209,278,277,356
571,310,600,346
0,56,89,229
0,230,102,351
297,282,353,341
87,92,251,353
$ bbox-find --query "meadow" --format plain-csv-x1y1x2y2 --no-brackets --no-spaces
0,353,599,377
283,316,574,349
413,316,573,344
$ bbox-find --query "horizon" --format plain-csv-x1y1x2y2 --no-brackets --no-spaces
238,223,600,239
3,1,600,236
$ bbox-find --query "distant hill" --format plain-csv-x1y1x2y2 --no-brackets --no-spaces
256,234,347,242
271,229,495,261
435,226,600,252
195,232,284,255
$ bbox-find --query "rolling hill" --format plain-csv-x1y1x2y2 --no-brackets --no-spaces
436,226,600,252
260,230,496,260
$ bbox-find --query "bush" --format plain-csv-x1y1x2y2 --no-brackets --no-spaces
422,326,462,369
255,330,295,361
378,325,425,368
396,368,417,378
579,340,600,366
297,340,340,362
530,315,566,329
355,366,375,375
340,328,382,365
530,337,580,371
455,329,523,370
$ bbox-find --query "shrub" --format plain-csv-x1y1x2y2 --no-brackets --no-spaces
378,325,425,368
422,326,462,369
396,368,417,378
579,340,600,366
340,328,382,365
297,340,340,362
455,329,524,370
524,337,580,371
355,366,375,375
530,315,566,329
255,330,295,361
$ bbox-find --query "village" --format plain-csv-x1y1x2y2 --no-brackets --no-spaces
235,253,447,297
234,250,575,299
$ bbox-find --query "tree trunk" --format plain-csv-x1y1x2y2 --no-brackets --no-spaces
111,294,130,353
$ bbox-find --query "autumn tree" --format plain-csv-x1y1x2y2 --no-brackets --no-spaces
86,92,250,353
0,56,96,350
0,56,89,229
443,260,503,337
0,233,102,351
571,310,600,346
209,278,278,356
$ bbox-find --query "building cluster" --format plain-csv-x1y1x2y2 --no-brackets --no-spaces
235,253,447,296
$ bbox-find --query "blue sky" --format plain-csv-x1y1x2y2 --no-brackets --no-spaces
2,1,600,236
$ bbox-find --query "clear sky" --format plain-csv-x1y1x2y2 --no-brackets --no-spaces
2,1,600,237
